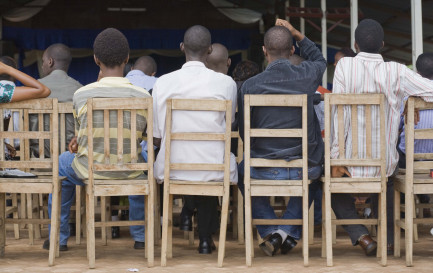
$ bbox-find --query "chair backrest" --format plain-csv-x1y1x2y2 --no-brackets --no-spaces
86,97,153,183
58,102,74,153
324,93,386,182
0,98,59,176
243,94,308,190
164,98,232,187
405,97,433,176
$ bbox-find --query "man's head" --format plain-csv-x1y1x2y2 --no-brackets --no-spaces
206,43,231,74
334,48,356,66
0,56,17,81
232,60,260,82
355,19,384,54
133,56,157,76
93,28,129,70
180,25,212,61
41,43,72,77
416,53,433,80
263,26,295,62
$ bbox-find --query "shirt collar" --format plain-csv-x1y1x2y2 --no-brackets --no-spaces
127,69,146,77
99,77,132,85
265,58,290,70
182,61,206,69
47,69,68,77
355,52,384,62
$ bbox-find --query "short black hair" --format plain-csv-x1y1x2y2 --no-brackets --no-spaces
232,60,260,81
355,19,384,53
416,53,433,80
45,43,72,71
264,26,293,57
183,25,211,57
134,56,157,75
93,28,129,68
0,56,17,81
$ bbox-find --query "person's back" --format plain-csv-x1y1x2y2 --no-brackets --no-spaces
126,56,158,92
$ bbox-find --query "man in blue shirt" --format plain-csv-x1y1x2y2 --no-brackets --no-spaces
125,56,158,92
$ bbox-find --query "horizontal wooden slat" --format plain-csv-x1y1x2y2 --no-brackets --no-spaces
413,161,433,170
0,98,54,110
326,94,383,105
415,129,433,140
169,184,223,196
247,94,305,107
250,179,303,186
171,133,225,141
0,183,52,193
58,102,73,113
250,158,303,168
170,163,224,171
413,183,433,194
1,131,51,139
250,129,302,138
330,182,381,193
413,218,433,224
413,97,433,110
94,185,148,196
170,180,223,186
95,220,145,227
231,131,239,138
91,98,150,110
93,163,149,171
93,179,148,185
251,186,302,196
253,219,302,225
330,159,382,167
0,161,53,169
0,176,55,183
329,177,382,183
333,219,378,225
171,99,227,111
414,153,433,160
6,218,51,224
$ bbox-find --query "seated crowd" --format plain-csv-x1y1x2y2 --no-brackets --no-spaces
2,18,433,261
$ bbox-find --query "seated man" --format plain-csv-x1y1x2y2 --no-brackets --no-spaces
330,19,433,256
44,28,151,251
125,55,158,92
237,19,326,256
152,25,238,254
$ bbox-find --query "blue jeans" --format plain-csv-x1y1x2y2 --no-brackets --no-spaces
238,160,322,240
48,152,145,245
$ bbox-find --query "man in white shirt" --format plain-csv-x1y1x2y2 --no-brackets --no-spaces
152,25,237,254
331,19,433,255
125,56,158,92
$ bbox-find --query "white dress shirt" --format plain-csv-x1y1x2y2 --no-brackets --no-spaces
153,61,238,183
331,52,433,177
126,70,157,91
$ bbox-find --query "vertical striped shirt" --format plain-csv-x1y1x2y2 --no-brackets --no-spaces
331,52,433,177
72,77,150,180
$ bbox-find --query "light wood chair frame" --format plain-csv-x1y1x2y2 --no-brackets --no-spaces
394,97,433,266
0,98,62,266
84,98,154,268
160,98,232,267
243,94,310,266
323,93,387,266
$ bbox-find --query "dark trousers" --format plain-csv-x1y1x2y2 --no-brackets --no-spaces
181,195,219,238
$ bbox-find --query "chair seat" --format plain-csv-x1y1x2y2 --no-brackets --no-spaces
0,176,65,193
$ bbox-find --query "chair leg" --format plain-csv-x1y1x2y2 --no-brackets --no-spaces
325,190,333,266
144,196,148,260
394,189,401,257
86,191,96,269
56,186,61,258
321,191,326,258
161,187,170,267
413,197,418,242
101,197,107,246
244,193,253,266
48,187,60,266
75,185,82,245
331,210,336,244
26,193,34,245
147,193,154,267
167,194,173,259
19,193,26,229
302,190,309,266
33,194,41,240
0,193,6,257
12,193,19,239
237,189,244,245
232,187,238,240
405,191,414,267
154,185,161,243
309,201,314,245
217,190,230,267
380,191,387,266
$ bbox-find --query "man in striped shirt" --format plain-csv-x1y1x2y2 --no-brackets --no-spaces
44,28,151,251
330,19,433,255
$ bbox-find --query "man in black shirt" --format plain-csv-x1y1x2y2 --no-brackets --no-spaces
238,19,325,256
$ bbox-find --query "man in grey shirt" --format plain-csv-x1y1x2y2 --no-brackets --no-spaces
31,43,82,156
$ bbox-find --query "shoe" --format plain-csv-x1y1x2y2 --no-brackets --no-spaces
387,243,394,255
259,233,282,256
112,226,120,239
198,237,213,254
179,214,193,232
43,240,68,251
280,235,297,254
358,235,377,256
134,241,145,249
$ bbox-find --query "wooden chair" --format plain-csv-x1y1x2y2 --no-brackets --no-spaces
231,130,244,244
84,98,154,268
0,98,62,266
161,98,232,267
243,94,310,266
394,97,433,266
323,93,387,266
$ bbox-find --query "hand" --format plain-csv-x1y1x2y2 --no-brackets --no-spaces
275,19,304,41
68,136,78,154
402,99,420,125
331,166,351,178
5,143,16,157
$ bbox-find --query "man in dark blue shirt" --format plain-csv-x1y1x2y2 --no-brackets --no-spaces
238,19,325,256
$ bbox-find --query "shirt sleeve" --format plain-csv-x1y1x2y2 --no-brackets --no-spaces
0,82,15,103
401,65,433,101
330,61,345,159
238,82,246,141
152,83,162,139
229,80,237,124
298,37,327,92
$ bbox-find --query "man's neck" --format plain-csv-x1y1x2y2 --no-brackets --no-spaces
100,67,123,78
185,55,207,64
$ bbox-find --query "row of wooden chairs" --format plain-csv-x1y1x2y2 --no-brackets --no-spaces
0,94,431,268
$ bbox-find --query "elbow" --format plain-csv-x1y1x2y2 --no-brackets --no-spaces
40,86,51,98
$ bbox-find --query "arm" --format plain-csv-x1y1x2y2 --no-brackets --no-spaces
152,82,162,148
0,63,51,102
401,65,433,102
229,80,237,124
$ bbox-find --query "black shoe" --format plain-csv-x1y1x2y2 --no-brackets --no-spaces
198,237,213,254
259,233,282,256
179,214,193,232
134,241,145,249
43,240,68,251
69,223,76,237
112,226,120,239
280,235,297,254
